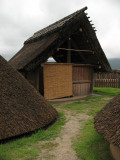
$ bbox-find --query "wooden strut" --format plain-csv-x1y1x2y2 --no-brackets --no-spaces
72,81,92,84
67,38,71,63
57,48,94,54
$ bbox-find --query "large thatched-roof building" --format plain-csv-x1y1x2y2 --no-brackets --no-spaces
0,55,57,140
9,7,111,100
94,94,120,160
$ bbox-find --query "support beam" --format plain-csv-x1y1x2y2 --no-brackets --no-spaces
57,48,94,53
67,38,71,63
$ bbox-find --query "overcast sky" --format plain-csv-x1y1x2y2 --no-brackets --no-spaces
0,0,120,60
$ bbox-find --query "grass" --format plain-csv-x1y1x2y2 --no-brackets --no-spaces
51,88,120,160
63,95,107,116
0,87,119,160
0,112,66,160
93,87,120,97
73,119,113,160
63,87,120,116
72,87,120,160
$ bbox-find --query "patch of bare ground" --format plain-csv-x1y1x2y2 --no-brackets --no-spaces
102,97,113,101
37,109,91,160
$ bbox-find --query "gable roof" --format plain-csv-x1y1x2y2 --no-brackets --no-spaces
0,55,57,140
94,94,120,147
9,7,111,72
25,7,87,44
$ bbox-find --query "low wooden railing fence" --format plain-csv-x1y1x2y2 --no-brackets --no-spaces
94,71,120,88
94,79,120,88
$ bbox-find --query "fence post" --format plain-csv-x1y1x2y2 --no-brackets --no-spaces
118,78,120,88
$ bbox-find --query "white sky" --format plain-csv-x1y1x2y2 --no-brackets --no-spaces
0,0,120,60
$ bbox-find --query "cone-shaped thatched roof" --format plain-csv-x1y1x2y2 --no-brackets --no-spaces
94,94,120,147
0,55,58,140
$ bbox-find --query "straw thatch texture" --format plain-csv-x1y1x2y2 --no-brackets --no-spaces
0,56,58,140
94,94,120,147
24,7,87,44
44,63,72,100
9,33,59,70
9,7,111,72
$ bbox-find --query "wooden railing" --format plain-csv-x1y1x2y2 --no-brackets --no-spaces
94,78,120,88
94,71,120,88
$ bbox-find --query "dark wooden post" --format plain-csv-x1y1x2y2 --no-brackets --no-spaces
93,72,97,87
90,69,94,94
118,77,120,88
67,38,71,63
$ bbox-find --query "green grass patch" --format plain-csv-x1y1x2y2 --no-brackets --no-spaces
0,112,66,160
93,87,120,97
1,88,119,160
73,119,113,160
63,95,108,116
63,87,120,116
71,87,120,160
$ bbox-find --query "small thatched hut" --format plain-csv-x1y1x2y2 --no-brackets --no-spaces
9,7,111,100
0,55,57,140
94,94,120,160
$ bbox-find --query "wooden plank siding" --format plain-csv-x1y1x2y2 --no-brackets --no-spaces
72,65,93,96
26,67,40,91
22,63,94,100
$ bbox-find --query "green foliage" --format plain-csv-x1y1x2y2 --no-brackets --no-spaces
0,112,66,160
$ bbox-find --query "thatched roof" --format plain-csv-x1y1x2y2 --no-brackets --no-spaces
94,94,120,147
0,55,58,140
9,7,111,72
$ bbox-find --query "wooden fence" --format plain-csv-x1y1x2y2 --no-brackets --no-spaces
94,71,120,88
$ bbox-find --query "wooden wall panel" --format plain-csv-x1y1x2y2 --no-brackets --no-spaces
44,63,72,100
72,83,91,96
26,67,39,91
72,65,93,96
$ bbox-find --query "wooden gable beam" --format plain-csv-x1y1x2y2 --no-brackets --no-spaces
57,48,94,53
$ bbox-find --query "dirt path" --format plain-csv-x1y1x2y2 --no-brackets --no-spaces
37,110,91,160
